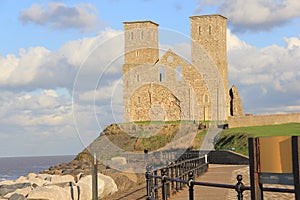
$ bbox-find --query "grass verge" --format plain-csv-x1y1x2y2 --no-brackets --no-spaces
215,123,300,156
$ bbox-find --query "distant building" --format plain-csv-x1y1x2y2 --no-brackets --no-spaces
123,14,244,122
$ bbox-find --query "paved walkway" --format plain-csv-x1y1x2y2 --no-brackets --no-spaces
106,164,295,199
105,164,246,200
171,164,246,200
200,128,222,151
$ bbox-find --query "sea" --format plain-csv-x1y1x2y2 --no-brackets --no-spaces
0,155,75,181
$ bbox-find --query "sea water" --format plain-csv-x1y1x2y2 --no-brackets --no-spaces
0,155,75,181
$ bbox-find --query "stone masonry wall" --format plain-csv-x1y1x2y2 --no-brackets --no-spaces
123,15,230,122
228,113,300,128
229,85,244,116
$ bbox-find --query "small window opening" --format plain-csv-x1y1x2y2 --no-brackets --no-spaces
136,51,139,57
138,97,140,103
136,74,140,82
159,66,165,82
141,31,144,40
208,25,212,35
130,32,134,40
176,66,182,81
204,95,209,103
198,26,202,35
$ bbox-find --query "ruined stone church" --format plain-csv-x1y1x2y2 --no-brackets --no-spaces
122,14,244,122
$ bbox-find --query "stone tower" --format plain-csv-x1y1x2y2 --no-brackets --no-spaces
190,15,230,119
123,21,160,122
123,21,159,74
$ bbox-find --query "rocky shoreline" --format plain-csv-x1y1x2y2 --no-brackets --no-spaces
0,154,144,200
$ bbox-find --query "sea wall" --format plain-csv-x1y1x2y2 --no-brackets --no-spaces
208,150,249,165
228,113,300,128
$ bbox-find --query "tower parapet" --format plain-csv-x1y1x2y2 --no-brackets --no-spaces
123,21,159,68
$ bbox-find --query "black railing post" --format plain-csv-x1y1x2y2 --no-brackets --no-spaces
188,171,194,200
235,174,245,200
145,165,152,198
175,164,179,191
170,162,175,192
166,163,170,198
162,169,167,200
154,170,158,199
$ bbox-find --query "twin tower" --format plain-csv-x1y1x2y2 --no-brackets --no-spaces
122,15,234,122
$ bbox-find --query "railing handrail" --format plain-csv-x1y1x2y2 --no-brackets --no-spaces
145,152,208,200
145,150,296,200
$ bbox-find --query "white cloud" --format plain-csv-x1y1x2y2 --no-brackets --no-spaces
0,28,124,156
0,28,122,90
19,3,101,32
227,29,251,50
195,0,300,32
227,30,300,113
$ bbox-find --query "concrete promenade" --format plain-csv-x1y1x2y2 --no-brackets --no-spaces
106,163,295,199
172,164,246,200
106,164,247,200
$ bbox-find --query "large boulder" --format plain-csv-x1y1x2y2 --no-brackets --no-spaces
48,174,75,184
14,176,28,184
27,185,72,200
27,176,47,187
76,181,90,200
0,180,14,186
8,193,27,200
77,173,118,199
3,187,31,199
0,183,31,197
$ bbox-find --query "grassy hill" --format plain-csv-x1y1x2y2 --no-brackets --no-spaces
215,123,300,156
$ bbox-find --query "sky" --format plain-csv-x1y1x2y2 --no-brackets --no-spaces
0,0,300,157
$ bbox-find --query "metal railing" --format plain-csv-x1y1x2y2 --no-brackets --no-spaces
144,152,296,200
145,154,208,199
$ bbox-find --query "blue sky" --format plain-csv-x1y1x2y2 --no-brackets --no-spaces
0,0,300,157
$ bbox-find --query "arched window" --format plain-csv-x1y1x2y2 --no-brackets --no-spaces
176,66,182,81
136,74,140,82
204,95,209,103
159,66,165,82
208,25,212,35
130,32,134,40
198,26,202,35
136,51,139,57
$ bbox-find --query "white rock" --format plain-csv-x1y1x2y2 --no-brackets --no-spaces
49,174,74,184
27,176,48,186
75,172,84,182
111,156,127,165
77,173,118,199
27,173,37,179
0,179,15,186
14,176,28,184
76,181,91,200
63,185,81,200
27,185,72,200
37,173,52,181
97,173,118,198
3,187,31,198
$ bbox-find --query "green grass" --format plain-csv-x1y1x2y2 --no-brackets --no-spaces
215,123,300,156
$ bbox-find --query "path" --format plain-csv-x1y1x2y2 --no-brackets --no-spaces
172,164,245,200
200,127,222,151
105,164,246,200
